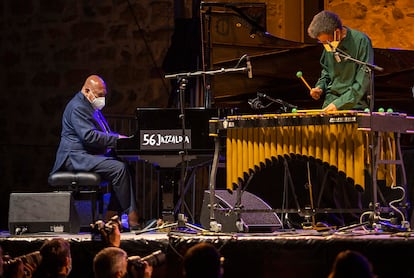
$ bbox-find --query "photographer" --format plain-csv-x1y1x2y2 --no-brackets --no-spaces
91,216,156,278
91,216,122,248
1,245,39,278
93,247,153,278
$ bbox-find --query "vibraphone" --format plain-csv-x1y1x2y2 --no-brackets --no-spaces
209,110,414,191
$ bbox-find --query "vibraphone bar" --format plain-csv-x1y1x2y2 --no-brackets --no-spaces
209,110,414,191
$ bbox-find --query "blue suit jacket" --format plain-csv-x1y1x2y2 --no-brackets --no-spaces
50,91,120,175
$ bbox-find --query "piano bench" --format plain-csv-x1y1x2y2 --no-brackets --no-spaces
48,171,107,223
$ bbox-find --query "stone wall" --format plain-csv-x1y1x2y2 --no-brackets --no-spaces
201,0,414,49
0,0,174,229
327,0,414,50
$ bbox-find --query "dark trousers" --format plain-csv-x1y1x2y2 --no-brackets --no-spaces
64,157,137,213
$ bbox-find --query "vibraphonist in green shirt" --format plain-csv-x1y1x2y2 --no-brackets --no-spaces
315,27,374,110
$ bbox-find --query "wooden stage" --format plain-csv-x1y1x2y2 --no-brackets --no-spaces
1,226,414,278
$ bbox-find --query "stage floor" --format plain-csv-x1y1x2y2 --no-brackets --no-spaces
1,226,414,278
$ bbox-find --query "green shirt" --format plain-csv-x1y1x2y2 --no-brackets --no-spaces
315,27,374,110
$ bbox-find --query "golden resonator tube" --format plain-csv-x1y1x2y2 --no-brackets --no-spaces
216,111,396,191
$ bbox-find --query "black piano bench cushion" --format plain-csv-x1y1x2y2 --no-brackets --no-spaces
48,172,101,187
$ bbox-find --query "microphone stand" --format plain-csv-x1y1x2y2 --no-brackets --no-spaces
334,48,384,72
164,66,250,79
332,48,402,231
136,60,249,234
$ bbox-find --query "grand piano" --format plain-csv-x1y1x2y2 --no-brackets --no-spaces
200,2,414,115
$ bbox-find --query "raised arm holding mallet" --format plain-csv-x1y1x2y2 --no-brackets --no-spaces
296,71,312,91
296,71,324,102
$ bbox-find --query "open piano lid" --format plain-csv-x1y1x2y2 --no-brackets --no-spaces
201,2,414,114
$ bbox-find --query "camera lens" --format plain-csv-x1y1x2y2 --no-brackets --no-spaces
128,250,166,269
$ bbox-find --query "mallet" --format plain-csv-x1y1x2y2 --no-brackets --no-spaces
296,71,312,91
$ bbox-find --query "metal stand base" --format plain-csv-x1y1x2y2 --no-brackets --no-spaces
135,213,207,235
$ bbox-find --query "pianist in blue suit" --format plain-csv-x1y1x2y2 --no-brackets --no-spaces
50,75,139,228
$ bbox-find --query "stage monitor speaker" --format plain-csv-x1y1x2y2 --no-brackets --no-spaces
8,192,80,234
200,190,282,232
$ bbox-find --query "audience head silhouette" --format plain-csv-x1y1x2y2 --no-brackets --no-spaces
183,242,223,278
34,238,72,278
328,249,375,278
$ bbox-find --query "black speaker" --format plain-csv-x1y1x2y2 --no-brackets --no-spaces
200,190,282,232
8,192,80,234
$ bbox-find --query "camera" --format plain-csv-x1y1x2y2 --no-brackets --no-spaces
91,215,121,243
92,215,121,234
128,250,166,269
3,251,42,276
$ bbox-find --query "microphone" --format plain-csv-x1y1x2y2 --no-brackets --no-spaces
327,41,341,63
248,98,264,109
334,52,341,63
257,92,298,110
246,56,253,78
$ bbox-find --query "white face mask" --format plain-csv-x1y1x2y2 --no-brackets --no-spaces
91,96,106,110
322,29,340,52
323,40,339,52
88,89,106,110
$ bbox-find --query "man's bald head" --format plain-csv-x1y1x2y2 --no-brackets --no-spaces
82,75,107,97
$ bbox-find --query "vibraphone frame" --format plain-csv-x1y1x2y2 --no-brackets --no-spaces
207,110,414,232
